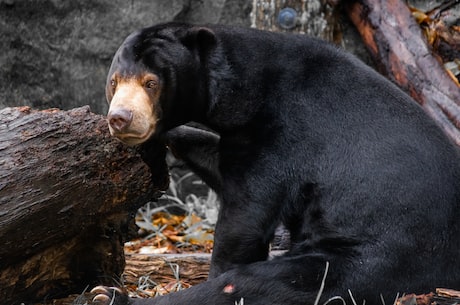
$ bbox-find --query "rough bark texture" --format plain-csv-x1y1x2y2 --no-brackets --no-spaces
0,106,168,304
251,0,336,38
346,0,460,146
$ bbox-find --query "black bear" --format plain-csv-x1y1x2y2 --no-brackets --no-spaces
93,22,460,305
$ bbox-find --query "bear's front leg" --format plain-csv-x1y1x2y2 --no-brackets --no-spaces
92,253,333,305
208,184,280,278
137,137,170,192
164,125,221,191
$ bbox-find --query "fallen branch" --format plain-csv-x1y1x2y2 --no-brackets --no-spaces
346,0,460,145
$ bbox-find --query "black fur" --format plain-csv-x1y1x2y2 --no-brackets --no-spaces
164,125,221,191
96,23,460,305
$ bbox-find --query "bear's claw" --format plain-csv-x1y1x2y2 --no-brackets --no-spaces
91,286,128,305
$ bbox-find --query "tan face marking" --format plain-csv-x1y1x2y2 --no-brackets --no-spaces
107,73,161,146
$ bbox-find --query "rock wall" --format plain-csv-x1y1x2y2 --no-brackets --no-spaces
0,0,252,114
0,0,448,115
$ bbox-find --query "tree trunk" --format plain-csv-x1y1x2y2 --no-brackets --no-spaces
0,106,168,304
251,0,337,40
346,0,460,146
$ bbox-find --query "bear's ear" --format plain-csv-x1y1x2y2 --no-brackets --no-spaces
180,27,217,61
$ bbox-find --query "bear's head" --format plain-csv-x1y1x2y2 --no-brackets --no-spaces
106,23,217,146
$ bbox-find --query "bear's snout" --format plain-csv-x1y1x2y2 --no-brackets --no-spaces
108,108,133,132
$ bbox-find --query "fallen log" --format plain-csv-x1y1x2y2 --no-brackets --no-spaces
346,0,460,146
0,106,168,304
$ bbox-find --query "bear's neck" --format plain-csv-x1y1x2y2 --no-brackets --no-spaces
204,46,266,131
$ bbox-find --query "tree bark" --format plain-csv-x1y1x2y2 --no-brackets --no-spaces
0,106,168,304
346,0,460,146
251,0,337,40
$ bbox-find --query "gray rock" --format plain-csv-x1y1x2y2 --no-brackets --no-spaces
6,1,444,113
0,0,251,114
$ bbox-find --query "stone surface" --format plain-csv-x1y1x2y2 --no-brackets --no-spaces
1,0,451,115
0,0,251,114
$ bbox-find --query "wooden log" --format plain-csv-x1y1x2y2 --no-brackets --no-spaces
123,254,211,289
0,106,168,304
29,254,212,305
346,0,460,146
395,288,460,305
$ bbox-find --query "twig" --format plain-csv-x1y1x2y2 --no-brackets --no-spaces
313,261,330,305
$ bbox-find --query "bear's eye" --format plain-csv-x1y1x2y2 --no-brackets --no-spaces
145,80,158,90
110,79,117,88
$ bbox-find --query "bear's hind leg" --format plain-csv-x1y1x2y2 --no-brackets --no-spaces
93,252,341,305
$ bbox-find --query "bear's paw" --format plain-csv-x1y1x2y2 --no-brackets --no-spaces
91,286,130,305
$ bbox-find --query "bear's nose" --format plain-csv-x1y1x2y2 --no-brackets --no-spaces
108,108,133,132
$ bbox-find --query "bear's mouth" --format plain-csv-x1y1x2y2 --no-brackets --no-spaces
110,128,155,146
